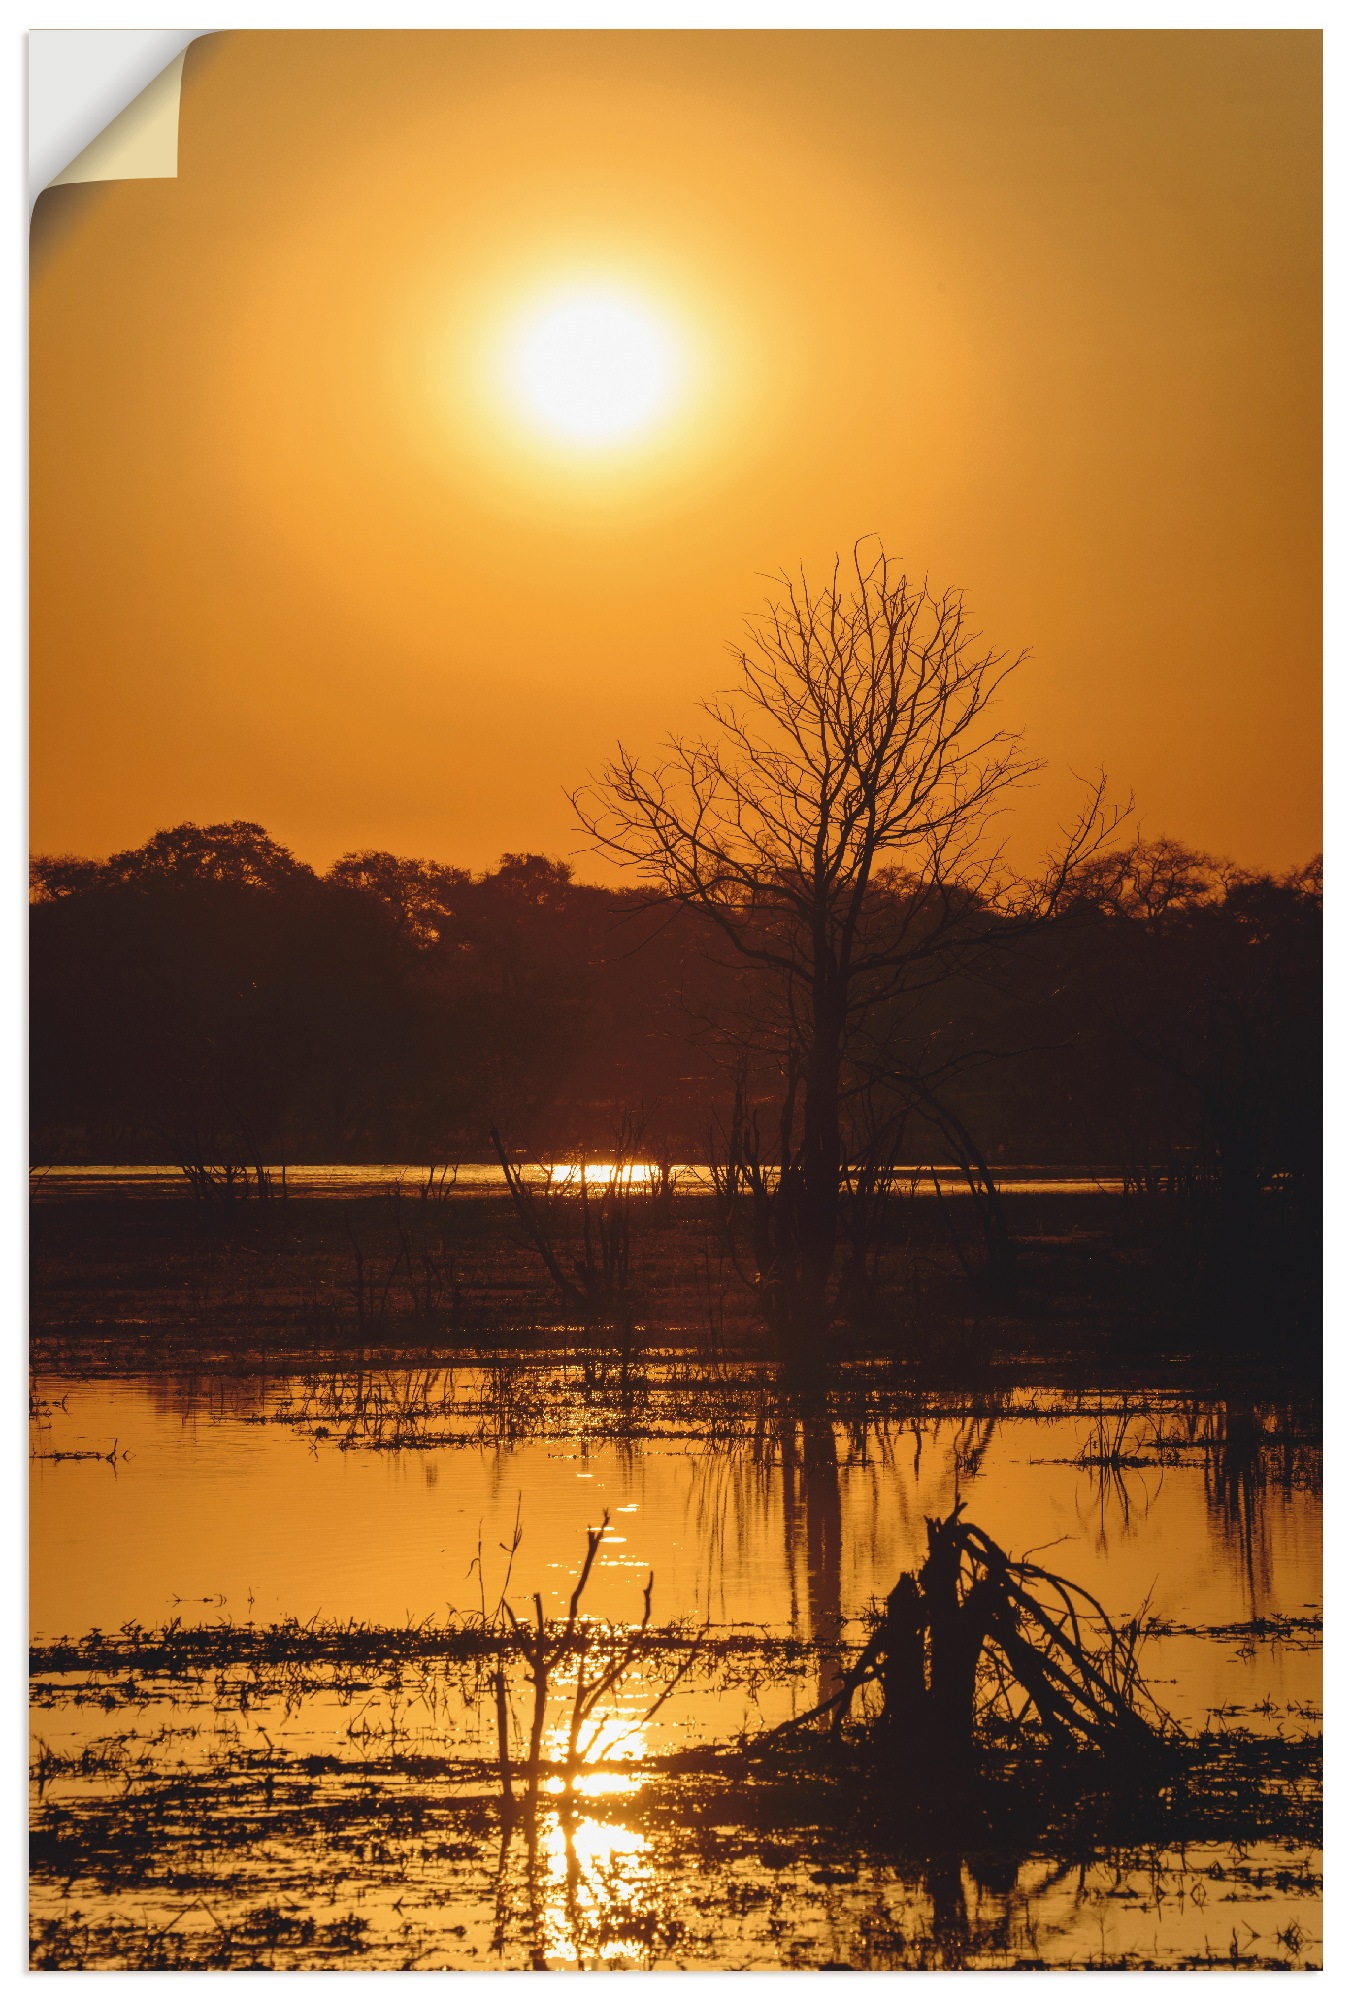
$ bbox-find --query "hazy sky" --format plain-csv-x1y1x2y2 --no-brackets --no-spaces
31,29,1321,876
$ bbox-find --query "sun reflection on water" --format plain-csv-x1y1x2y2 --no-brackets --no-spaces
546,1161,660,1186
536,1810,660,1967
505,1706,662,1964
541,1705,649,1798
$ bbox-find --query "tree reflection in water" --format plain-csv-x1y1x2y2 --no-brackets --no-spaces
1197,1399,1319,1618
779,1413,845,1711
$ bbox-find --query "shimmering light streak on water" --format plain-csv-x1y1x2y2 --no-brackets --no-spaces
32,1163,1128,1199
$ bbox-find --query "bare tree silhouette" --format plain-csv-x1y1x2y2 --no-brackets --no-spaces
574,540,1122,1356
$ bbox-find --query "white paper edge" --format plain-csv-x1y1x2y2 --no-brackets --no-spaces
28,29,210,210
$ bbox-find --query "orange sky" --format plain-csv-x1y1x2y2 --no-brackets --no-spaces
30,29,1321,878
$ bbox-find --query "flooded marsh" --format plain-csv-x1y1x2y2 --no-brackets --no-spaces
31,1359,1320,1969
29,22,1323,1972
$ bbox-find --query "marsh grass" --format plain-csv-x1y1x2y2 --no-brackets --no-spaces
28,1180,1321,1967
29,1654,1320,1970
31,1532,1322,1971
31,1183,1318,1377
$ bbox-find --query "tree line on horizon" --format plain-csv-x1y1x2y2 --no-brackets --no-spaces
30,813,1319,1201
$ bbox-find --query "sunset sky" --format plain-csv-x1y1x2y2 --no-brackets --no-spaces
30,29,1321,877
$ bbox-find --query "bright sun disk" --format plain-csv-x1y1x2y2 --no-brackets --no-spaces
503,289,682,447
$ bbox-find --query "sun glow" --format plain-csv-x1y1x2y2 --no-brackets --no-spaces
502,288,684,447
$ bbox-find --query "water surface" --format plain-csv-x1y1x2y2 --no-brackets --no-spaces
30,1366,1321,1969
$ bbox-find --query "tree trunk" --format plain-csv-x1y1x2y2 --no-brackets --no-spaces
876,1572,927,1776
918,1519,984,1793
795,993,845,1347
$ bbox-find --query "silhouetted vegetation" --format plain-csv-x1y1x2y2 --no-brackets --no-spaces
29,810,1317,1174
31,809,1318,1348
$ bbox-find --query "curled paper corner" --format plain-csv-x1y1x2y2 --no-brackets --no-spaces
29,30,216,208
49,50,190,191
30,32,218,278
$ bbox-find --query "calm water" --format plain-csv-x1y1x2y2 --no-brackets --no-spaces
31,1163,1127,1200
32,1372,1319,1718
30,1368,1321,1968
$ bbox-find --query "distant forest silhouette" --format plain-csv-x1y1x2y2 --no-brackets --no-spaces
31,817,1319,1196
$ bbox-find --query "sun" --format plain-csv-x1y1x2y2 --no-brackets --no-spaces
502,287,684,448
